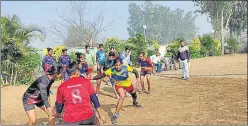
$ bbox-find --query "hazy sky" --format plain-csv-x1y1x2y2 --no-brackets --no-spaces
2,1,213,49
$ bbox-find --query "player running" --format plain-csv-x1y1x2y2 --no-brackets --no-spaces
92,57,142,125
52,61,106,125
22,65,63,125
136,52,153,94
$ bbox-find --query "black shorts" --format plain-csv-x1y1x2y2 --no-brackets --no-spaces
58,115,99,125
23,101,46,111
140,70,152,76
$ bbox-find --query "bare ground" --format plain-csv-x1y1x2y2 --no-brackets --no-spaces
1,54,247,125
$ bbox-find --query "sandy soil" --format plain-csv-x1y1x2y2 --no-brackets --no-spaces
1,54,247,125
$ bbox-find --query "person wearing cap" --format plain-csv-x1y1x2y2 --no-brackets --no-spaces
22,65,63,125
52,61,106,125
177,39,190,80
58,48,71,81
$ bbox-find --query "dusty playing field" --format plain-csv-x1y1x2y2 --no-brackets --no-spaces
1,54,247,125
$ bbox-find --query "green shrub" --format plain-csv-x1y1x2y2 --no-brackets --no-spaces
189,37,201,59
226,37,240,54
104,37,122,55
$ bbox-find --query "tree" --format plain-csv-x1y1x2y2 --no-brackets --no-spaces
1,15,45,61
103,37,122,55
1,15,45,85
126,33,148,65
50,1,114,47
127,2,198,44
193,1,237,55
228,1,247,37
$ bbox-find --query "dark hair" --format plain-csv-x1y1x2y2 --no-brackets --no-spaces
125,47,130,51
108,51,115,57
99,44,103,48
180,39,185,43
47,48,53,52
85,45,90,49
75,52,85,59
139,51,145,56
110,47,115,50
66,61,79,76
47,65,63,75
114,57,123,64
62,48,67,53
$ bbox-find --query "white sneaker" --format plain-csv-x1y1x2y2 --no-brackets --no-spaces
126,92,131,97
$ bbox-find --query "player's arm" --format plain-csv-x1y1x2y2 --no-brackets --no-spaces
38,83,50,107
92,68,111,80
42,56,47,70
85,79,106,123
186,47,190,62
58,56,62,66
53,87,64,118
68,55,71,64
92,73,107,80
132,69,139,79
128,65,140,83
177,51,180,60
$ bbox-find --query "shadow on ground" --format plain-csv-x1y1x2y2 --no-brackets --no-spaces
100,104,135,119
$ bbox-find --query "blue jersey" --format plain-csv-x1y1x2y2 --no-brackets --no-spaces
96,50,106,65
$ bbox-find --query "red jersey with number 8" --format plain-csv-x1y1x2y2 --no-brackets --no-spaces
56,77,95,123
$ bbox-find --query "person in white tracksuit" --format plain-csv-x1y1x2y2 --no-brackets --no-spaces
177,40,190,80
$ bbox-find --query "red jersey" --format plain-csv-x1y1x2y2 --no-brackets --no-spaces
138,57,153,71
56,77,95,123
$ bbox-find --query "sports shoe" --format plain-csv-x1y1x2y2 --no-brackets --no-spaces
183,77,189,80
125,92,131,97
146,90,151,94
112,113,119,125
133,101,142,107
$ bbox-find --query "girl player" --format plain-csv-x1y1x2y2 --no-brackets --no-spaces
96,52,115,93
75,52,93,79
136,52,153,94
22,65,63,125
92,57,142,125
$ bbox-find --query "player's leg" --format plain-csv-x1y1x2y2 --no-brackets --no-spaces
184,60,189,80
140,73,146,93
24,104,36,125
112,86,126,124
96,79,101,94
146,72,152,94
126,85,142,107
181,60,186,79
37,101,54,125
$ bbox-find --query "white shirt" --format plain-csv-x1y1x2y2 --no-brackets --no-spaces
150,55,161,64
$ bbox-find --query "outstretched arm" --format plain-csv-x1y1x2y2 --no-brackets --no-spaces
132,69,139,79
92,73,107,80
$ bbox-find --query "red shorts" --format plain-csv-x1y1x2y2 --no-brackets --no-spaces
115,84,134,93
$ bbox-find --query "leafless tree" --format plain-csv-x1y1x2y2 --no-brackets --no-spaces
49,1,114,47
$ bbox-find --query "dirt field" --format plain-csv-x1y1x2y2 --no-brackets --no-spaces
1,54,247,125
